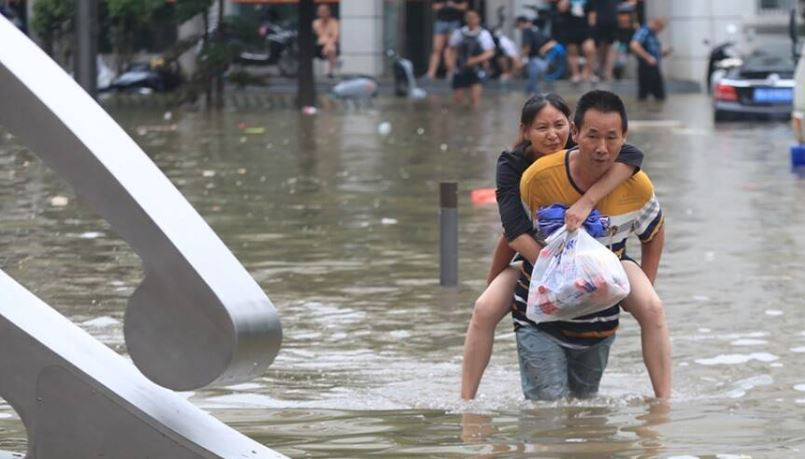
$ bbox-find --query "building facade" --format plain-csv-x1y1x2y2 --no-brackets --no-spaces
646,0,801,83
17,0,805,85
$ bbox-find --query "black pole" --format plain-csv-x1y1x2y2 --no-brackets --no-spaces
297,0,316,108
439,182,458,287
215,0,225,109
75,0,98,98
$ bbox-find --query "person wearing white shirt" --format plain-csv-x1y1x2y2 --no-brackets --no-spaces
447,9,495,108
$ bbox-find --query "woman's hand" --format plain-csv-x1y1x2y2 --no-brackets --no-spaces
565,197,594,231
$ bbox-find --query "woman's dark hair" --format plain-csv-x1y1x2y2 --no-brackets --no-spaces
514,93,572,154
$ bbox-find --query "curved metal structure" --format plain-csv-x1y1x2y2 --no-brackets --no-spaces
0,16,281,392
1,271,284,458
0,16,284,457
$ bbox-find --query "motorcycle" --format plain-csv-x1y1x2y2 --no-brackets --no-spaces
330,75,378,100
234,20,299,77
100,58,182,94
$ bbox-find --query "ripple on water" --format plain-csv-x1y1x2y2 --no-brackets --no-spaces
723,375,773,398
730,339,768,346
695,353,779,365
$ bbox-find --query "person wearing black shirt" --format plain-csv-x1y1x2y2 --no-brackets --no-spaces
426,0,469,80
516,16,558,94
551,0,596,83
589,0,622,80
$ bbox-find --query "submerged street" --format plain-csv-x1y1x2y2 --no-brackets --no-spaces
1,91,805,457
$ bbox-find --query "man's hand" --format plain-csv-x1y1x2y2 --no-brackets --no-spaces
565,197,594,232
646,55,658,66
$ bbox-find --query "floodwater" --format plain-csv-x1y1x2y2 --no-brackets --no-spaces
2,91,805,457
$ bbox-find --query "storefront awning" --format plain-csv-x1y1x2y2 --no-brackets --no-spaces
232,0,338,3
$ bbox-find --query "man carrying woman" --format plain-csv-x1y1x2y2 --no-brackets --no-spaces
460,91,671,401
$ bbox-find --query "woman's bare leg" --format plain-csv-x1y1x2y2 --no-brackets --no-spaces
621,261,672,399
461,266,520,399
567,44,581,82
470,84,483,109
427,34,448,79
581,38,597,81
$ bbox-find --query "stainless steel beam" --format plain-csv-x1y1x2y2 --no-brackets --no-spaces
1,270,284,458
0,15,285,457
0,15,281,392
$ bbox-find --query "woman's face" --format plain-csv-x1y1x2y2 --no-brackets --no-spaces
522,104,570,157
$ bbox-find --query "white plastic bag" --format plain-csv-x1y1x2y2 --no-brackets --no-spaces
526,226,630,323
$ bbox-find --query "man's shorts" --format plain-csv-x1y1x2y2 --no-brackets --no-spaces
315,44,340,60
516,326,614,401
434,20,461,36
556,19,592,46
594,24,619,44
451,68,482,89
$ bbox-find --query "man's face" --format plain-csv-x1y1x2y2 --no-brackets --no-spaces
649,19,666,32
465,11,480,28
571,109,626,172
317,5,331,19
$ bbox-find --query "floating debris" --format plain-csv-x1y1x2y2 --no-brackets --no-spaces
50,196,69,207
377,122,392,136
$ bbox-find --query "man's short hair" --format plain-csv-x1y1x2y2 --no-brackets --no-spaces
515,15,531,24
573,90,628,133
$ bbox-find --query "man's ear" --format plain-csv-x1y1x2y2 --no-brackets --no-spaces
621,129,628,144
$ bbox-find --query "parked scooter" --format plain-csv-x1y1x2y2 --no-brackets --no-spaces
388,49,426,99
100,58,182,94
330,75,378,100
235,20,299,77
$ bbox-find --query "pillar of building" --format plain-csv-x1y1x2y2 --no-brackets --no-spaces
647,0,754,83
339,0,384,76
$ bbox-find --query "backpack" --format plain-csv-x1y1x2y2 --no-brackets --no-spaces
456,29,484,69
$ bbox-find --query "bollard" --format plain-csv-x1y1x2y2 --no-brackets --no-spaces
440,182,458,286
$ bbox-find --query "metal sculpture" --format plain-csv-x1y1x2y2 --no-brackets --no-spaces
0,16,283,457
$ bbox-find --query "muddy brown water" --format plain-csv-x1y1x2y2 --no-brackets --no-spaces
1,92,805,457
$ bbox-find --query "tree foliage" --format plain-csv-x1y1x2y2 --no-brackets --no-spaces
31,0,75,54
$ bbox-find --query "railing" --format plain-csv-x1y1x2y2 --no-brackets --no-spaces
0,16,283,458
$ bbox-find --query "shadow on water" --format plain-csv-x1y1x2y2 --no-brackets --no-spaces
3,93,805,456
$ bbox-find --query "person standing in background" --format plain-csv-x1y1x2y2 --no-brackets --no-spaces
631,18,671,101
552,0,597,83
447,9,495,107
588,0,621,81
425,0,468,80
516,15,558,94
